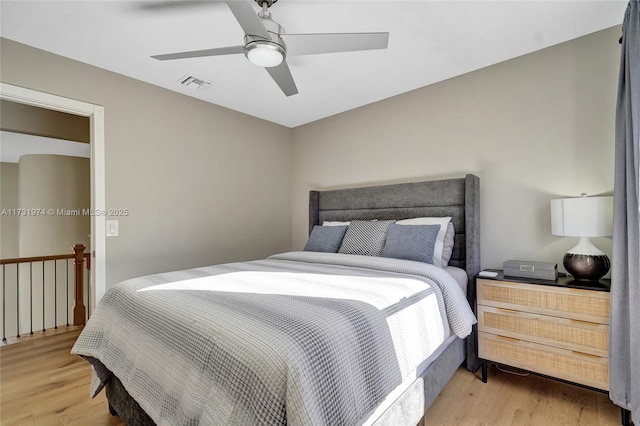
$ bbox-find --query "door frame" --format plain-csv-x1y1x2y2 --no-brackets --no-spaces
0,82,106,307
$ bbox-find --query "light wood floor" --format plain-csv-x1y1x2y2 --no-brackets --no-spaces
0,328,123,425
0,329,623,425
423,364,621,425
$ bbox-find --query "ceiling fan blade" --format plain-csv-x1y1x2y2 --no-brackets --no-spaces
283,32,389,57
225,1,270,39
151,45,244,61
265,61,298,97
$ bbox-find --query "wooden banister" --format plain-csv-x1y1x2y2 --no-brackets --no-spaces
1,244,90,339
0,253,75,265
72,244,87,326
0,252,89,266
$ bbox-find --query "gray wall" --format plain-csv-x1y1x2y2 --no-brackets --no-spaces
291,26,620,273
1,37,293,288
18,154,90,257
0,162,19,258
0,155,90,259
0,100,90,143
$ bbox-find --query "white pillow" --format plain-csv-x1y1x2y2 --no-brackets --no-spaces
442,222,455,266
323,221,351,226
396,217,452,268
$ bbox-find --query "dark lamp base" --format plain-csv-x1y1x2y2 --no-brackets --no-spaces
563,253,610,282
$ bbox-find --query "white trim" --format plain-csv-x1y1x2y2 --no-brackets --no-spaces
0,82,107,306
91,106,106,305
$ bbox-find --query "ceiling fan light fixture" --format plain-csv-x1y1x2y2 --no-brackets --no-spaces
245,41,285,68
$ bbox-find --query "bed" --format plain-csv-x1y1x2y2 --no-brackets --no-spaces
72,174,481,425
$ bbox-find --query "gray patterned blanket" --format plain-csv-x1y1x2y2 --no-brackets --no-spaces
72,252,476,426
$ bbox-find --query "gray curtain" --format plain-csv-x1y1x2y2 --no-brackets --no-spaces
610,0,640,422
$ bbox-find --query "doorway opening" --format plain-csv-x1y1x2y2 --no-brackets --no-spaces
0,83,106,312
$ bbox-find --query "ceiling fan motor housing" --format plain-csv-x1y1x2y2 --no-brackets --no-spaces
255,0,277,7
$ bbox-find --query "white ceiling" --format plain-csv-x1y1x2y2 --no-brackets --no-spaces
0,131,91,163
0,1,627,128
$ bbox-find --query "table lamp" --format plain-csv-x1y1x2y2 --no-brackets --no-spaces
550,194,613,283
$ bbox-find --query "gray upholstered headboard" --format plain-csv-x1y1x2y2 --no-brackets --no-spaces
309,174,480,278
308,174,481,371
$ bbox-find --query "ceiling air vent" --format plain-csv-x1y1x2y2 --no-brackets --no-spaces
178,74,212,91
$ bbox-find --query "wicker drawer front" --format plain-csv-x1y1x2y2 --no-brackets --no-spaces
477,279,610,324
478,332,609,391
477,306,609,356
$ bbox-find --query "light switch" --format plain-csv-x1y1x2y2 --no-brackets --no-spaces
106,220,119,237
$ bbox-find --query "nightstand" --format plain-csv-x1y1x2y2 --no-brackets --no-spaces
476,272,611,391
476,272,633,425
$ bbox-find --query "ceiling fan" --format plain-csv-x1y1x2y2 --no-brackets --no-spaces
151,0,389,96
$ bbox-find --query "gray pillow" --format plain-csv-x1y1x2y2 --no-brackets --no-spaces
338,220,395,257
303,225,348,253
382,224,440,264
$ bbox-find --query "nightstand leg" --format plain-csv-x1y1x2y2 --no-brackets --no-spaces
481,362,488,383
621,407,631,426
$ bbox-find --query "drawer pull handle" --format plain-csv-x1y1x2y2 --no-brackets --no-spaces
497,335,520,342
497,308,520,314
571,319,599,326
571,350,602,359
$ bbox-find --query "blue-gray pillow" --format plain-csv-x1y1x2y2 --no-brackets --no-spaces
303,225,348,253
381,224,440,264
338,220,395,256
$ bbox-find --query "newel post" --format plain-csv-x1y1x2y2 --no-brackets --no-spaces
73,244,86,326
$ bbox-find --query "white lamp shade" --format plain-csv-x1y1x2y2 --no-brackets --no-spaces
550,195,613,237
